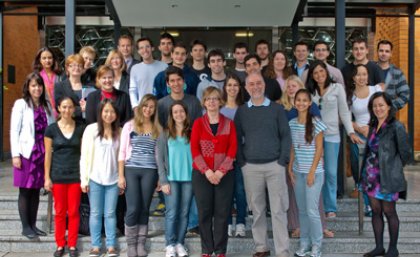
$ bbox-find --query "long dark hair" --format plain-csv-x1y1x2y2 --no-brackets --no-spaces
32,47,61,74
97,99,120,140
368,92,395,128
264,50,292,80
56,96,77,121
345,64,369,107
306,60,335,95
167,101,191,142
295,89,315,144
22,72,51,116
222,73,244,106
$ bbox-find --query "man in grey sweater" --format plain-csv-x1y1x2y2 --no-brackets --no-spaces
234,72,291,257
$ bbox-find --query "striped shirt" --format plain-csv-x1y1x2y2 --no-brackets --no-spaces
125,132,157,169
289,117,327,174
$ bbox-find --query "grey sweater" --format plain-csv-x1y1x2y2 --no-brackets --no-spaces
234,101,291,167
157,94,202,128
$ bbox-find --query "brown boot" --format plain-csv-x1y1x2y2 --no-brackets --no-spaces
125,224,138,257
137,225,148,257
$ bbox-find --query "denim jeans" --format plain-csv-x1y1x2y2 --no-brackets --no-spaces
88,180,119,248
294,172,324,248
322,140,340,213
228,162,247,225
164,181,193,246
349,133,370,208
188,197,199,229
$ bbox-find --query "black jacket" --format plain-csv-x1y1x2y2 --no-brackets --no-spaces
360,119,411,199
118,71,130,95
85,89,133,126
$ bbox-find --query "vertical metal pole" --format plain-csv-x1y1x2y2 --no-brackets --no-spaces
292,22,299,44
65,0,75,57
408,6,415,161
0,10,3,161
335,0,345,70
104,0,121,48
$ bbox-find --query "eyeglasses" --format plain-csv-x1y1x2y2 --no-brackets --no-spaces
68,64,83,69
315,48,328,52
205,97,220,102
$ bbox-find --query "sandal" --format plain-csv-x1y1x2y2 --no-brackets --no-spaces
291,228,300,238
323,229,335,238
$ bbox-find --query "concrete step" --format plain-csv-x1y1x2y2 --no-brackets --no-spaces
0,231,419,254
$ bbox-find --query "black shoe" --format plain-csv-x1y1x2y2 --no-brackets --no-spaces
53,248,65,257
384,248,399,257
363,248,385,257
69,248,79,257
33,227,47,236
22,228,37,239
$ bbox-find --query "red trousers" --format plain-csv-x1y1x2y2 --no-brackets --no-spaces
52,183,81,247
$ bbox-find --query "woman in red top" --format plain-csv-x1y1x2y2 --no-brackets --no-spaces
191,87,237,257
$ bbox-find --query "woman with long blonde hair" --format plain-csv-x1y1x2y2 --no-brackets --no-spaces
118,94,160,257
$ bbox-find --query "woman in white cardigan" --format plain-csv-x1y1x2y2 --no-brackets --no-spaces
306,61,362,218
10,72,55,239
80,99,120,257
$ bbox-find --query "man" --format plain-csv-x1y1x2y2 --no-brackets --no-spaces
232,42,249,84
255,39,270,69
301,41,345,85
159,32,175,64
190,39,211,80
196,49,227,101
129,37,167,108
341,38,384,87
154,42,200,99
244,54,281,102
377,39,410,110
118,34,140,74
292,41,311,78
234,72,291,257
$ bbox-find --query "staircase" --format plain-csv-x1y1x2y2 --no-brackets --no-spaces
0,194,419,255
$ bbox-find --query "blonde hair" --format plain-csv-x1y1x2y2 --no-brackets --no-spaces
201,86,225,109
134,94,160,139
279,75,305,111
105,50,126,73
79,46,97,58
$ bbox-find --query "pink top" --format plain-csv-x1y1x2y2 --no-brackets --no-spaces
40,70,58,117
118,120,135,162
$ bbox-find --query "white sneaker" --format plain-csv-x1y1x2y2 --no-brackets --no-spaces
227,224,234,237
165,245,176,257
309,245,322,257
294,245,311,257
235,223,246,237
175,243,188,257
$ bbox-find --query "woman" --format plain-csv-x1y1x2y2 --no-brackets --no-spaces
80,99,120,257
288,89,326,257
44,96,85,257
191,87,237,257
85,65,133,125
79,46,97,87
32,47,63,117
346,64,383,216
360,92,411,257
220,74,247,238
264,50,292,91
306,60,362,218
54,54,96,122
280,75,334,238
157,101,193,257
105,50,130,94
10,72,55,239
118,94,160,257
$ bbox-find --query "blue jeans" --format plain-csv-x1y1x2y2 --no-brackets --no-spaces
164,181,193,246
88,180,119,248
188,196,199,229
228,162,247,225
322,140,340,213
294,172,324,248
349,133,370,208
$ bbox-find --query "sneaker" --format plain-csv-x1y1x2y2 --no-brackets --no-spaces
165,245,176,257
216,254,226,257
186,226,200,237
227,224,234,237
175,243,188,257
309,245,322,257
294,245,311,257
89,248,101,257
107,248,118,257
235,223,246,237
153,203,166,216
364,206,373,217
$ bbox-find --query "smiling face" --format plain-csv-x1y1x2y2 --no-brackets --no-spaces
294,44,309,62
118,38,133,59
28,79,43,102
171,104,187,125
225,78,240,99
372,96,391,121
245,57,261,74
208,55,225,75
159,38,173,57
58,98,75,119
312,65,328,86
191,44,206,62
245,73,265,100
40,50,54,70
142,100,156,120
286,79,302,98
294,91,312,113
203,91,222,112
82,52,95,70
256,43,270,61
66,61,83,77
99,70,114,92
273,52,287,71
314,43,330,62
352,42,369,63
167,73,184,95
234,47,248,64
353,65,369,87
378,43,392,63
109,54,123,70
101,102,117,125
137,40,153,61
171,47,187,67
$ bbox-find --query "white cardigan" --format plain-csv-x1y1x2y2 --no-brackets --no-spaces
10,99,55,159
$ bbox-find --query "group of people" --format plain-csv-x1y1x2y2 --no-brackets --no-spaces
9,32,411,257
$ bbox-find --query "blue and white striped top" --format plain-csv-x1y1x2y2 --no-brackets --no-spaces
125,131,157,169
289,117,327,174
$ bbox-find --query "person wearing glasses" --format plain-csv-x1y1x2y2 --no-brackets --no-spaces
306,60,362,219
